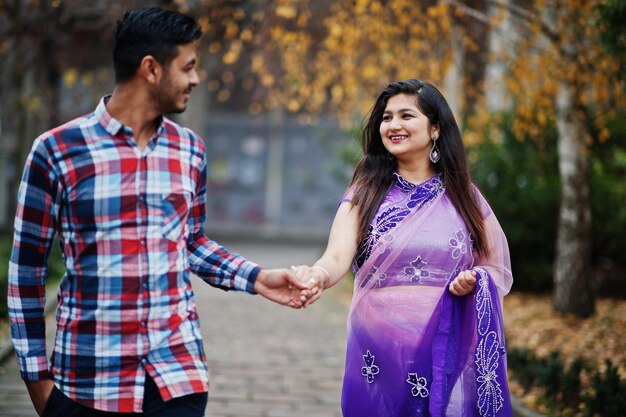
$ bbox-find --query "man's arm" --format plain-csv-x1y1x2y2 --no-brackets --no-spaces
8,137,60,410
185,151,310,306
184,153,260,291
25,380,54,416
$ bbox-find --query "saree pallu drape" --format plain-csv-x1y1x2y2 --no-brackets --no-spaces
341,174,513,417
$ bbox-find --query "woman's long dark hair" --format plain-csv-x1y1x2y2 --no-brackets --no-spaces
350,79,489,258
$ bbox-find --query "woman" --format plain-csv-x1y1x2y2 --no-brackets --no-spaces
296,79,514,416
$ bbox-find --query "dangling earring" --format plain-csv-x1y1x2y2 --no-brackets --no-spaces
429,136,440,163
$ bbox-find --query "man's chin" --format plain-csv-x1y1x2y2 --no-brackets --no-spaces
165,105,187,115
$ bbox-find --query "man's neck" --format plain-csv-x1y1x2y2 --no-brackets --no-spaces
106,83,161,150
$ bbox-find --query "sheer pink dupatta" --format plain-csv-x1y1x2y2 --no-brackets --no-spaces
474,191,513,301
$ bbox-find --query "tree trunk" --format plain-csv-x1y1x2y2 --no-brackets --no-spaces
459,0,489,115
553,82,595,317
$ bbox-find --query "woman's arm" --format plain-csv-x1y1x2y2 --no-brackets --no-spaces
294,201,360,305
450,188,513,298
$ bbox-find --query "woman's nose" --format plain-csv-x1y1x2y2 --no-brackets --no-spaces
390,118,402,130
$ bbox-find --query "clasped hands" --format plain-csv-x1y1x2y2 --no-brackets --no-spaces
252,265,329,309
290,265,329,308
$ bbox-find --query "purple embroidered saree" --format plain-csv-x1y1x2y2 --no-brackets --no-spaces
341,173,514,417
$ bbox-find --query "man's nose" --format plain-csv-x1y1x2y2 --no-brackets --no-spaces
190,69,200,86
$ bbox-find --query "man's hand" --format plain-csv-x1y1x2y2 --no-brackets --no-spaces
25,379,54,416
253,268,313,308
449,269,477,296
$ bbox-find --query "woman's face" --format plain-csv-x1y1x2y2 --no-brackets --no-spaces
379,93,438,165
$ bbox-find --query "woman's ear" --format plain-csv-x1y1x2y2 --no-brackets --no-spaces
431,124,440,138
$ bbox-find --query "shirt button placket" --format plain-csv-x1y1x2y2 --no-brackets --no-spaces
138,154,150,349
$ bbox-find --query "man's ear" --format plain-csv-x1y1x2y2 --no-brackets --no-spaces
138,55,161,84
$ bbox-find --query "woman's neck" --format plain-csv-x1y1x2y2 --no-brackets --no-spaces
396,163,436,185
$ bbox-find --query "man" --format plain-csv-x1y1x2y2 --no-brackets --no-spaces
8,7,312,417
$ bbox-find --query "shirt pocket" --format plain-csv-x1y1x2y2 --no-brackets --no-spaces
161,191,192,242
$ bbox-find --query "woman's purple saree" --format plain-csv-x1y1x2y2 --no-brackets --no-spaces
341,173,514,417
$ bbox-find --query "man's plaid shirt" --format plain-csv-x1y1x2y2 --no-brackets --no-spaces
8,97,260,413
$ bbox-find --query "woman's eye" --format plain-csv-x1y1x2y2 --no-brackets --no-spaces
382,116,392,121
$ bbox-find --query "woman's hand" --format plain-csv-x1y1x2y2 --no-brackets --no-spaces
449,269,477,296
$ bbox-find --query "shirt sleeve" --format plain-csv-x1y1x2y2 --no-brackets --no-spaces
8,137,60,381
185,150,260,293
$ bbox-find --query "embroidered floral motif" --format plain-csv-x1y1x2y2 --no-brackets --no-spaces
359,265,388,288
404,256,430,283
475,332,504,417
355,206,410,268
393,172,417,193
376,272,388,287
407,177,444,209
474,268,505,417
475,270,493,336
407,373,429,398
449,229,468,259
355,175,444,268
361,350,380,383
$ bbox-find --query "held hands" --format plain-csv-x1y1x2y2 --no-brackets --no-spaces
448,269,477,296
290,265,330,308
253,268,318,309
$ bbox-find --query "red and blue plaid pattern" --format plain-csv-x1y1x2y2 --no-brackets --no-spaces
8,97,260,413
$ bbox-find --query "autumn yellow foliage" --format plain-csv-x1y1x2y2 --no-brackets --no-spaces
201,0,625,144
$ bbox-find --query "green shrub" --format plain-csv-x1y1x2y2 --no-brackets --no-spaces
538,351,565,403
562,358,584,409
507,347,539,393
583,359,626,417
508,348,626,417
589,116,626,297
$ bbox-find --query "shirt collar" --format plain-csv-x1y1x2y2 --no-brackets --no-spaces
95,95,166,139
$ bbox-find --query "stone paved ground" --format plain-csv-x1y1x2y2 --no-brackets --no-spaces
200,240,348,417
0,239,350,417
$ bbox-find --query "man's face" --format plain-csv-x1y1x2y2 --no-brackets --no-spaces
154,42,199,114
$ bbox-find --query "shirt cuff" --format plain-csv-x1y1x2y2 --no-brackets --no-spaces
17,354,51,381
233,262,261,293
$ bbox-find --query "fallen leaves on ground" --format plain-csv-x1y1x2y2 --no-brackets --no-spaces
503,292,626,413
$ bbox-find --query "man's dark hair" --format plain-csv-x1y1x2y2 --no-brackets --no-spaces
113,7,202,83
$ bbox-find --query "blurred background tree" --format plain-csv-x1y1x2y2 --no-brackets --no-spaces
482,0,625,318
0,0,157,234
